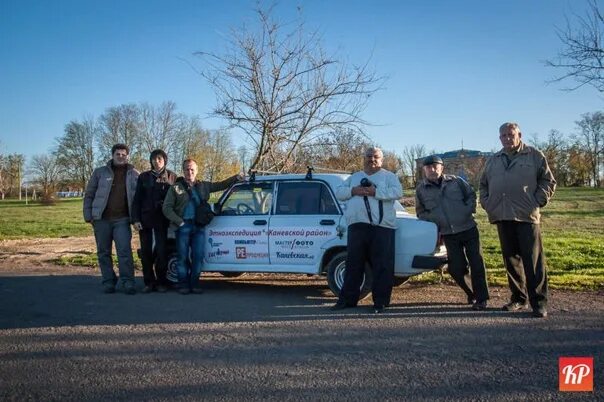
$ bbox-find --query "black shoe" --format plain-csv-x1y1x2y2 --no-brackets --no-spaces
156,285,168,293
373,305,385,314
103,286,115,294
467,295,476,305
532,307,548,318
502,301,528,311
178,288,191,295
191,288,203,294
141,285,153,294
125,287,136,295
472,300,487,311
331,301,353,311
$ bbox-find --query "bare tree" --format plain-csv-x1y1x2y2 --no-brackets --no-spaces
546,0,604,92
196,4,383,172
55,117,96,190
98,104,145,169
202,129,240,182
575,111,604,186
400,144,427,188
29,154,63,204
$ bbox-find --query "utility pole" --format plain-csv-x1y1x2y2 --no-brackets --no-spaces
18,162,21,201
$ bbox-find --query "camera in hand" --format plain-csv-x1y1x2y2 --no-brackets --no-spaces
360,178,373,187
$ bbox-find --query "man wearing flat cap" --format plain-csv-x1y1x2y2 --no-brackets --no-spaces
416,155,489,310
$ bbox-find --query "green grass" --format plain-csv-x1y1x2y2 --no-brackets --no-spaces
0,198,91,239
1,188,603,290
408,187,604,291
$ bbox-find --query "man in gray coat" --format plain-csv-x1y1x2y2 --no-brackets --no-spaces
416,155,489,310
480,122,556,318
84,144,140,294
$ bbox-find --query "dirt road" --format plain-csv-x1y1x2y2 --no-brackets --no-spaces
0,237,602,400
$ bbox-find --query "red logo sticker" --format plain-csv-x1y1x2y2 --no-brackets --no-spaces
559,357,593,392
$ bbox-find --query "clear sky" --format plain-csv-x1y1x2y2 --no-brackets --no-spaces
0,0,601,161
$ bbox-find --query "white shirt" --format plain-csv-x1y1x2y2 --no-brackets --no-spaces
335,169,403,229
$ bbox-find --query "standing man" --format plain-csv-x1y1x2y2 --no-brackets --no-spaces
332,147,403,313
83,144,139,294
416,155,489,310
480,122,556,318
163,159,243,295
132,149,177,293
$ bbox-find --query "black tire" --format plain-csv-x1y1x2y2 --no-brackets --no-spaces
326,251,372,300
166,253,179,283
393,276,411,286
219,272,245,278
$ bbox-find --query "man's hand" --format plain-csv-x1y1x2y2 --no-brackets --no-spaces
236,172,245,182
133,222,143,231
351,185,376,197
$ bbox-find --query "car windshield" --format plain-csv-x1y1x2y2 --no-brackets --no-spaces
219,182,274,215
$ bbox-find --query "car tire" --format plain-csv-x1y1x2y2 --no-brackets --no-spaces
166,253,179,283
219,272,244,278
393,276,411,286
326,251,372,300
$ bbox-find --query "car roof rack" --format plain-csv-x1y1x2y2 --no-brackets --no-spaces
247,165,351,182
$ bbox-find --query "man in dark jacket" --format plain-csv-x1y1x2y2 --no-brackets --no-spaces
163,159,243,294
132,149,177,293
480,122,556,318
416,155,489,310
83,144,139,294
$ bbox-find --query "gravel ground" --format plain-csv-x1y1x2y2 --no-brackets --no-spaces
0,237,602,401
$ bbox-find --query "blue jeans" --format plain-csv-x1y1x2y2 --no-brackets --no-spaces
92,218,134,288
176,222,205,290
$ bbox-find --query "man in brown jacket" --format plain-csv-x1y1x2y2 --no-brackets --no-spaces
479,122,556,318
416,155,489,310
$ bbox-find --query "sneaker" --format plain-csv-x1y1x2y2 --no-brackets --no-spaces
472,300,487,311
156,285,168,293
125,287,136,295
103,286,115,294
141,285,153,294
532,307,548,318
191,288,203,294
178,288,191,295
373,305,385,314
467,295,476,305
502,301,528,311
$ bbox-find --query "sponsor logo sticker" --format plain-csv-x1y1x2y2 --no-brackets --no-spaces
559,357,593,392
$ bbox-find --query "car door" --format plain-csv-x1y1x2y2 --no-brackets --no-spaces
268,180,342,272
204,181,273,268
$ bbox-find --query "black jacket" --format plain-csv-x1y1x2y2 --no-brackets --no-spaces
132,168,177,228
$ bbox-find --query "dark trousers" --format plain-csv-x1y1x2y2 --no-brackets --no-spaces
339,223,395,308
443,226,489,302
496,221,548,308
139,223,169,287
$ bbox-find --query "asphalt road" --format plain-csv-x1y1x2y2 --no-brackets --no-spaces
0,267,602,401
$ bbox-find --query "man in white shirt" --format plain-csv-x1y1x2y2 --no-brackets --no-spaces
332,147,403,313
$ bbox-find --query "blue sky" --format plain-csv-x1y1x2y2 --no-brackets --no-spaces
0,0,601,161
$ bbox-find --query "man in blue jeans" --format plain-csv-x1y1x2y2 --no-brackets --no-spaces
83,144,139,294
163,159,242,294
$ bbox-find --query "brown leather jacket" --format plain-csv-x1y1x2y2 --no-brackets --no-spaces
479,142,556,224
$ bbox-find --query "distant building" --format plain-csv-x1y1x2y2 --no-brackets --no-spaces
416,149,493,187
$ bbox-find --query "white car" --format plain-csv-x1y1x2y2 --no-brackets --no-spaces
166,172,447,298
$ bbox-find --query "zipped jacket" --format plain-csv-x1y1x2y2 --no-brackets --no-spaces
415,174,476,235
479,142,556,224
163,175,239,230
83,160,139,222
132,168,177,229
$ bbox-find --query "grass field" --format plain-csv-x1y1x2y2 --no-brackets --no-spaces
0,188,602,290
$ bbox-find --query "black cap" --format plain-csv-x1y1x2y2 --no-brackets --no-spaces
423,155,443,166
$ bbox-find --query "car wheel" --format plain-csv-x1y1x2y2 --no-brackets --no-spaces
393,276,411,286
326,251,372,300
219,272,244,278
166,253,179,283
